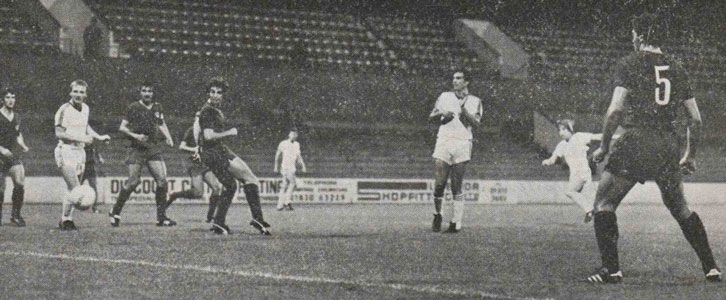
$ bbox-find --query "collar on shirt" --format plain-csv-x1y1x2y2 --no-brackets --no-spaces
454,88,469,99
70,99,82,111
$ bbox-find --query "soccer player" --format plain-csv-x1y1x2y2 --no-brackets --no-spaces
274,129,306,211
54,80,110,230
197,78,270,235
81,142,104,213
0,88,30,227
585,13,721,283
109,82,176,227
428,71,482,233
163,125,223,223
542,119,605,223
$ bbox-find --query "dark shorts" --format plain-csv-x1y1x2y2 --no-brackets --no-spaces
182,157,212,177
200,145,237,174
605,129,681,183
0,154,22,172
125,146,164,165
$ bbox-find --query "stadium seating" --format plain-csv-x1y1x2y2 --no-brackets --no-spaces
0,1,56,53
509,26,725,85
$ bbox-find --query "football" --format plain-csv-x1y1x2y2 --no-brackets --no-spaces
69,185,97,211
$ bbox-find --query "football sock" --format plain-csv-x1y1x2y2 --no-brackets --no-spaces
594,211,619,272
434,183,445,214
62,193,74,221
155,184,168,219
214,186,236,225
244,184,264,221
678,212,718,273
112,187,133,215
214,176,237,225
207,194,219,220
11,185,24,217
451,194,464,225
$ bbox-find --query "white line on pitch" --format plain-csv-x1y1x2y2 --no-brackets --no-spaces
0,251,551,300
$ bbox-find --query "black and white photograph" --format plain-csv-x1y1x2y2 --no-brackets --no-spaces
0,0,725,299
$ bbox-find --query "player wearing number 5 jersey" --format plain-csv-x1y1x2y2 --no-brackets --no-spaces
585,13,720,284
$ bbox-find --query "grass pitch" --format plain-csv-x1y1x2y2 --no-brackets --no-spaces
1,203,725,299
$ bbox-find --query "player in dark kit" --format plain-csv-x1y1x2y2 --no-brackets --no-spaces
586,13,721,283
196,78,270,235
163,125,223,222
110,82,176,227
0,88,30,226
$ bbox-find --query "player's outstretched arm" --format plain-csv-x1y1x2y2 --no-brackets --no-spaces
55,126,93,144
202,127,237,141
87,125,110,142
178,140,197,153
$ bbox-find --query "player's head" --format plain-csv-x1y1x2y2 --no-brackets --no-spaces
557,119,574,140
207,77,228,104
288,129,298,141
139,81,154,103
452,70,469,92
3,87,16,109
631,12,669,50
69,79,88,103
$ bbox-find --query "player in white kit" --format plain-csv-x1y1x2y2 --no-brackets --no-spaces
274,130,306,211
54,80,110,230
542,119,605,223
428,71,483,233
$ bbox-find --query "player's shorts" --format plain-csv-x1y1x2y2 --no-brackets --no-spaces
0,151,23,172
54,144,86,176
200,145,238,174
432,137,472,165
184,159,211,177
125,146,164,165
605,129,681,184
280,170,296,183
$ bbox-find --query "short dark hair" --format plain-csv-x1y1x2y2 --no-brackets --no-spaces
139,80,155,90
453,70,468,81
207,77,229,92
631,12,670,46
557,119,575,133
3,87,16,97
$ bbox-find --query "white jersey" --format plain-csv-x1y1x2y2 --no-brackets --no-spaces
552,132,593,175
277,139,301,172
435,91,483,141
54,101,90,147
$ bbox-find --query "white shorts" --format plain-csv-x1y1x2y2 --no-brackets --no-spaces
281,170,296,184
568,168,593,192
54,144,86,176
432,137,472,165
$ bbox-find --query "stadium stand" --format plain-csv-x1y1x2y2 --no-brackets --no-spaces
0,0,57,54
2,0,725,182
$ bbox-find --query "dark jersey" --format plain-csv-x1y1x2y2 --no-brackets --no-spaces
124,100,165,148
0,111,20,150
613,51,693,132
197,103,227,150
181,126,196,148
